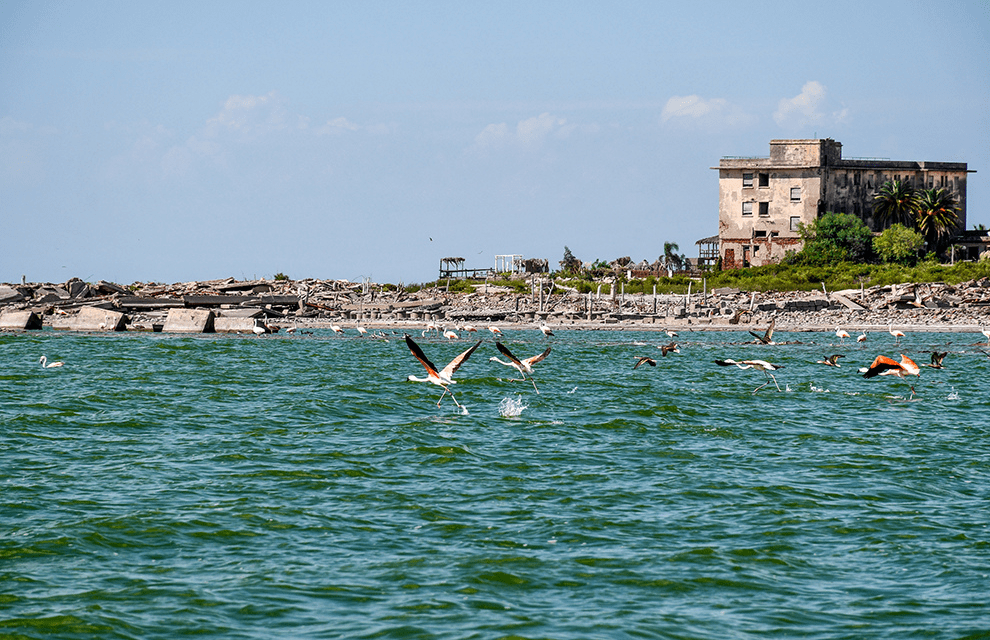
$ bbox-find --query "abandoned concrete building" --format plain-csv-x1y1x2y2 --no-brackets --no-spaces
713,139,973,268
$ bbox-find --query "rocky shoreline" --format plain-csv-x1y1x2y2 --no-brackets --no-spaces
2,276,989,334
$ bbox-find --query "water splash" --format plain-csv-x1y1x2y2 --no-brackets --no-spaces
947,387,960,400
498,396,527,417
810,384,830,393
460,404,470,415
567,387,578,394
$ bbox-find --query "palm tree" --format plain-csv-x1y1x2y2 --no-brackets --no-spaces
663,242,682,273
915,188,961,252
872,180,920,228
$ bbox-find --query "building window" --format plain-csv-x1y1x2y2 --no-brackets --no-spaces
854,172,860,186
790,216,800,231
759,202,769,217
770,231,779,237
743,173,753,188
759,173,769,188
754,229,767,238
790,187,801,202
742,202,753,216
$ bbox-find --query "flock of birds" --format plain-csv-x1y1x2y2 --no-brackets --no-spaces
38,322,990,407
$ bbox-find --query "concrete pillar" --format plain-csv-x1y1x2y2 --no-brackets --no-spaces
163,308,215,333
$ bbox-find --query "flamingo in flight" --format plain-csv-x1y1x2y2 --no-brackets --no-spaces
714,359,784,393
816,354,844,367
490,341,552,393
404,335,481,408
859,354,920,378
922,352,947,369
658,342,680,356
888,325,905,346
39,356,64,368
749,319,776,345
633,356,656,369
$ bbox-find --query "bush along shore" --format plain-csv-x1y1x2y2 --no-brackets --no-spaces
2,272,990,334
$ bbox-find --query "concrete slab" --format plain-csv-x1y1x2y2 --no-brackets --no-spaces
52,306,128,331
214,317,263,333
0,310,43,330
163,308,215,333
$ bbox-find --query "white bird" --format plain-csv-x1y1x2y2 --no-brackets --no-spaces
714,359,784,393
463,325,478,333
490,341,552,393
331,325,344,334
857,331,868,344
488,326,502,336
888,325,905,346
539,323,554,337
981,327,990,346
835,327,850,344
356,326,368,337
443,328,458,340
665,329,678,338
424,322,440,337
39,356,64,369
404,335,481,408
252,319,267,336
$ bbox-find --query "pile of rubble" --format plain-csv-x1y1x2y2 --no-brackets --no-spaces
1,276,989,333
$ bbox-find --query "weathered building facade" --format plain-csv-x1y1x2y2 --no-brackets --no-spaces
715,139,971,268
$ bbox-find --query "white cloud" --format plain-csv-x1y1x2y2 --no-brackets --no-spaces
204,91,288,137
773,81,849,128
314,116,361,135
661,95,728,122
472,112,569,151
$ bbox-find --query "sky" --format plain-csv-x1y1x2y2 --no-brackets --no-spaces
2,0,988,285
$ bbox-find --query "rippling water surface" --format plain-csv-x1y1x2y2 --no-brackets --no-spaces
2,328,989,639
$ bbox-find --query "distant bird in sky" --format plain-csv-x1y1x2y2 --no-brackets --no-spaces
857,331,868,344
860,354,920,378
539,323,554,337
922,352,947,369
404,335,481,408
659,342,680,356
490,341,552,393
39,356,64,368
888,324,905,346
749,319,776,345
835,327,850,344
633,356,657,369
714,358,784,393
816,354,844,367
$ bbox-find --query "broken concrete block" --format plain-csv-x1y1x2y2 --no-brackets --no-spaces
163,308,215,333
0,310,43,330
0,286,25,304
52,306,128,331
214,317,263,333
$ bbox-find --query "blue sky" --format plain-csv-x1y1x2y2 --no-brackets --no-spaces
2,0,988,285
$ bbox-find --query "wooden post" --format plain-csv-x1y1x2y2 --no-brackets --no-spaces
703,278,707,306
685,281,692,311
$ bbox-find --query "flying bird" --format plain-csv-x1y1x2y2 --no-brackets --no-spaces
404,335,481,408
490,341,552,393
714,359,784,393
922,352,947,369
888,325,905,346
665,329,678,338
816,354,844,367
835,328,850,344
859,354,920,378
633,357,657,369
658,342,680,356
39,356,64,368
749,319,776,345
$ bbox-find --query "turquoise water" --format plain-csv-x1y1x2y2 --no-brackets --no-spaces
2,328,989,639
